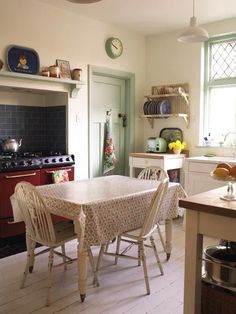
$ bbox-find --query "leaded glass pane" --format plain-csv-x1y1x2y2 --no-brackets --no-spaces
207,86,236,144
211,40,236,80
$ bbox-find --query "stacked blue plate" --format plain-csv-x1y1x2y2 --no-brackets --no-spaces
143,99,171,115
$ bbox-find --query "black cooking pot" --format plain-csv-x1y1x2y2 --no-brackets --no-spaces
204,245,236,287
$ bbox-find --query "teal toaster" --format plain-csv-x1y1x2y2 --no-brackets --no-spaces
146,137,167,153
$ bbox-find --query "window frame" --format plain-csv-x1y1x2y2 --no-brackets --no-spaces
203,33,236,146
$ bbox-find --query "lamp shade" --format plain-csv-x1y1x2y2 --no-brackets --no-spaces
67,0,102,3
178,17,209,43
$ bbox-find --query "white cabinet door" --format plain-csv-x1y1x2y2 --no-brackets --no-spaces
184,161,227,195
185,172,226,195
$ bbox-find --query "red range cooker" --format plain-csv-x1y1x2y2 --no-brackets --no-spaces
0,152,75,239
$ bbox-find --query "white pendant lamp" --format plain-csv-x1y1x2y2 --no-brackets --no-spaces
178,0,209,43
67,0,102,3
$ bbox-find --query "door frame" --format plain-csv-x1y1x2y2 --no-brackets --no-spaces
88,65,135,177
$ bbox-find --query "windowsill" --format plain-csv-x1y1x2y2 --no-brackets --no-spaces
197,145,236,149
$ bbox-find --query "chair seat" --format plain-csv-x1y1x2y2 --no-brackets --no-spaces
122,224,157,241
54,221,76,245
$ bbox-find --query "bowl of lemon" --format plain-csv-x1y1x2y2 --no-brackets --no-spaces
211,163,236,201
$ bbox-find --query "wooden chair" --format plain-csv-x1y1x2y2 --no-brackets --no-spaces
15,181,98,306
138,166,168,253
138,166,168,181
97,177,169,295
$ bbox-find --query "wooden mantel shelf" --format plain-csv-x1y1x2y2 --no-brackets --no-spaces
0,70,85,98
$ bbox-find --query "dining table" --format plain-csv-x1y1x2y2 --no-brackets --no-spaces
12,175,186,302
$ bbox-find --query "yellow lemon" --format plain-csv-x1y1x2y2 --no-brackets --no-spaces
213,167,230,178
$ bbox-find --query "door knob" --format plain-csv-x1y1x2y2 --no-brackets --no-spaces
118,113,127,127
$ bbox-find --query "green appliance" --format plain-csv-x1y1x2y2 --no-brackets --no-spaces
146,137,167,153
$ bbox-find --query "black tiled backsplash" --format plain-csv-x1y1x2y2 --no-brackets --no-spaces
0,104,66,152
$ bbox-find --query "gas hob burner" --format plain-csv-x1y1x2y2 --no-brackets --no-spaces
21,151,44,158
0,152,19,158
0,155,13,160
48,151,64,156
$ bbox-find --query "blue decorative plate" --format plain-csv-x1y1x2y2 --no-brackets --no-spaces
143,101,149,114
7,45,40,75
159,99,171,114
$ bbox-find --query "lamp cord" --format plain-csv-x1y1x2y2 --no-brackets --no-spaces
193,0,195,17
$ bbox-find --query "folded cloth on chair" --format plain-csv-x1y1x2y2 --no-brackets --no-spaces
103,111,117,174
52,170,69,184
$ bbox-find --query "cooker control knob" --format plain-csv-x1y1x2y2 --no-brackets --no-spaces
11,161,16,167
66,157,70,161
52,158,57,163
1,162,6,168
59,157,63,162
19,161,25,166
28,160,33,166
44,159,49,163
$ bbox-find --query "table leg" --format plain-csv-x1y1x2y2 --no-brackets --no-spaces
129,165,135,178
74,206,88,302
165,219,172,260
184,209,202,314
77,243,88,302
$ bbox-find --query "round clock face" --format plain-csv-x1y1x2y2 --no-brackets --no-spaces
105,37,123,59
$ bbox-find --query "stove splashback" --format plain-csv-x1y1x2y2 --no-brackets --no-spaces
0,104,66,153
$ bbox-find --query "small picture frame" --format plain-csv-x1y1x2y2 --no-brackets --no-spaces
56,59,71,79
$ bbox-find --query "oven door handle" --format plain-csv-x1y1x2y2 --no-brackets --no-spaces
5,172,37,179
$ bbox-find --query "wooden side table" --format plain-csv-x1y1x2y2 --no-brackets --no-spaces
179,187,236,314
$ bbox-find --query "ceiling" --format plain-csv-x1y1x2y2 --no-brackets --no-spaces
39,0,236,35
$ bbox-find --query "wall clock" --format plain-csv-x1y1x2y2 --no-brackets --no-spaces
105,37,123,59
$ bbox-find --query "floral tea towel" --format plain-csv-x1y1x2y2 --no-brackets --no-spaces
103,111,117,174
52,170,69,183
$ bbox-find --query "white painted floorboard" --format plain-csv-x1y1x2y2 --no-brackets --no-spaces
0,218,218,314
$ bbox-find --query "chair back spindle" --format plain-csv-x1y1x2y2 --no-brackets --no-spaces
140,177,169,238
15,182,56,244
138,166,168,181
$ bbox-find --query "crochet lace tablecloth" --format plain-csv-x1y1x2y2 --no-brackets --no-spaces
36,175,186,246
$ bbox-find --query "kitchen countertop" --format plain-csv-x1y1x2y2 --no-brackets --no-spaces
186,156,236,164
129,152,185,159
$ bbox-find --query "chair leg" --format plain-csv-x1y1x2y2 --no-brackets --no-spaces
157,224,166,252
61,244,67,270
104,237,117,253
96,244,105,271
20,235,33,288
138,244,141,266
87,247,99,287
104,242,110,253
46,248,54,306
150,236,164,275
28,240,36,273
115,235,121,265
140,241,150,295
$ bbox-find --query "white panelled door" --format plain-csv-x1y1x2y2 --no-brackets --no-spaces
90,75,126,177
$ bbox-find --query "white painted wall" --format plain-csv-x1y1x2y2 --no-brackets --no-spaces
0,0,146,179
145,18,236,157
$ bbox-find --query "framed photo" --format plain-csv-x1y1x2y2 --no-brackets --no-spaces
56,59,71,79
